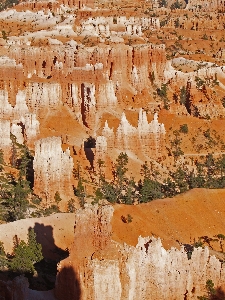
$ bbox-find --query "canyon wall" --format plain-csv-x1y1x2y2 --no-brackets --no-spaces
55,204,225,300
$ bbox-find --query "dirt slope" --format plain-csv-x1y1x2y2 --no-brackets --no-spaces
112,188,225,250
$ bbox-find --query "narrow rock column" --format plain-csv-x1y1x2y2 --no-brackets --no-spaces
33,136,74,208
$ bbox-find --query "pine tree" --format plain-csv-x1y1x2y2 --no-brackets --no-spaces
9,228,43,274
75,178,86,207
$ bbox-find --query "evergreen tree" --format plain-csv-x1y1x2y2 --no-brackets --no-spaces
162,178,177,197
139,161,163,202
2,175,30,221
9,228,43,274
114,152,128,185
170,130,184,161
75,178,86,207
0,240,7,270
172,167,189,193
0,139,33,221
54,191,62,204
140,178,163,202
67,198,76,213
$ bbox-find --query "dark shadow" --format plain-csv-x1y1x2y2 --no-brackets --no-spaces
33,223,68,260
81,83,88,127
26,223,70,291
55,266,81,300
84,136,95,169
84,148,94,168
26,154,34,189
211,286,225,300
84,136,96,148
0,280,12,300
0,221,81,295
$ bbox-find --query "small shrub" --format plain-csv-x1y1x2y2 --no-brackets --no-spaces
221,96,225,108
179,124,188,134
54,191,62,204
67,198,76,213
44,205,60,216
121,214,133,223
127,214,133,223
201,33,208,40
197,280,216,300
31,195,42,205
170,0,182,9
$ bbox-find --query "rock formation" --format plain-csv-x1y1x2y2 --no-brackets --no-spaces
78,16,160,37
33,136,74,208
0,119,12,160
55,204,225,300
97,110,166,162
187,0,225,12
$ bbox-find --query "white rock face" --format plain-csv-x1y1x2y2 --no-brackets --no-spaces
11,123,24,144
55,205,225,300
23,113,40,142
0,90,13,119
13,90,29,121
100,111,166,159
98,82,117,108
33,136,74,207
116,113,137,151
0,90,40,148
102,120,114,149
79,16,160,37
26,82,62,112
0,119,12,149
93,261,122,300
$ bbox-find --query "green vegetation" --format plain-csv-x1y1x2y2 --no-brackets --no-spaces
201,33,209,40
54,191,62,204
197,280,219,300
121,214,133,223
75,178,86,207
0,140,32,222
158,0,167,7
170,0,182,10
67,198,76,213
1,31,8,40
93,151,225,205
0,135,56,222
179,124,188,134
170,130,184,160
98,153,136,204
9,229,43,274
0,0,19,11
174,18,180,28
221,96,225,108
179,86,187,105
0,229,43,275
157,84,169,110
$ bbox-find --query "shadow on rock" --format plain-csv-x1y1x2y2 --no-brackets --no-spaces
55,265,81,300
27,223,69,291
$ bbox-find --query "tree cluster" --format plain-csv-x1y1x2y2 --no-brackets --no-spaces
93,152,225,205
0,0,19,11
0,136,33,222
0,228,43,275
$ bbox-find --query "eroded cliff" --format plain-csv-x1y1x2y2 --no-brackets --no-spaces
55,204,225,300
